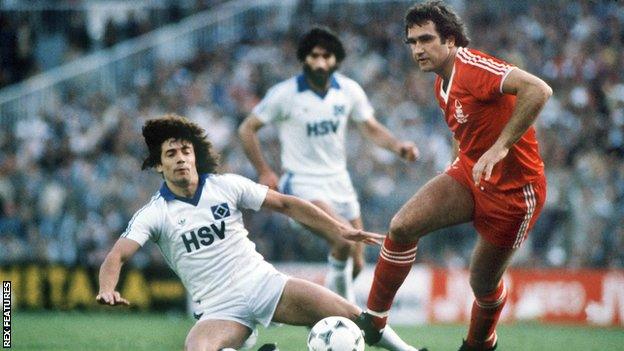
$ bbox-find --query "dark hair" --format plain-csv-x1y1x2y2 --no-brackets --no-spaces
141,114,219,174
405,1,470,47
296,26,346,63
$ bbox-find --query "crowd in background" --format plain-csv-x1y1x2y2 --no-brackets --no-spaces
0,0,228,88
0,0,623,269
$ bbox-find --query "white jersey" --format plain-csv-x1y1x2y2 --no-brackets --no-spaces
252,73,374,175
121,173,269,303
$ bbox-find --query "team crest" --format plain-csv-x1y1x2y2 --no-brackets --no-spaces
333,104,346,116
211,203,230,219
454,99,469,124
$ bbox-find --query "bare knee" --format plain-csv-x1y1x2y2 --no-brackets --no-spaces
334,299,361,323
185,338,217,351
389,215,421,243
469,274,501,297
352,255,364,278
330,239,352,260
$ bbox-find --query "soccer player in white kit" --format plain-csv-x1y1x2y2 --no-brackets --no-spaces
239,27,419,302
96,115,423,351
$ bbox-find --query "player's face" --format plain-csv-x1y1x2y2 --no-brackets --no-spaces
405,21,455,74
157,138,199,188
303,46,337,88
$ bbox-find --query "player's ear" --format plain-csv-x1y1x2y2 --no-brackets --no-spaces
445,35,456,48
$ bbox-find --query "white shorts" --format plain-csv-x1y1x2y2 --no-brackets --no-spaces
192,260,288,330
279,171,361,221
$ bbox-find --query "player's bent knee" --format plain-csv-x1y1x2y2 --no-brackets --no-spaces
352,258,364,276
469,276,500,297
185,335,219,351
389,216,420,243
331,240,352,259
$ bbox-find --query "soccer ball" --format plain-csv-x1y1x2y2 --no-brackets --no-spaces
307,316,365,351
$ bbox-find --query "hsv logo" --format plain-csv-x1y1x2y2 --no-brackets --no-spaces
181,222,226,253
333,104,346,117
211,203,230,220
307,120,340,136
453,99,469,124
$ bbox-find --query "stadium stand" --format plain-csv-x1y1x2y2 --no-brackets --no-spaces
0,0,228,89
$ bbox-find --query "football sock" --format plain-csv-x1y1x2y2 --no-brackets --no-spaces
325,255,355,302
377,324,417,351
366,236,418,329
466,281,507,349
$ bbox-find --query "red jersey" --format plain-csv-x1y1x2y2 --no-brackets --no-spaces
435,47,544,190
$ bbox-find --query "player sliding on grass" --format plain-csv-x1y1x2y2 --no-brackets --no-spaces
357,2,552,351
96,115,423,351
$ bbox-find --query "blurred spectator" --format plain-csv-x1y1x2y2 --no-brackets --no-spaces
0,1,223,88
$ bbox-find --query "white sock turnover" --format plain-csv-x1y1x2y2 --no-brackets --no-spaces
325,255,355,302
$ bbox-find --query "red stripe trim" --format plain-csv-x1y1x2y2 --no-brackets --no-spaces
381,246,418,256
457,51,507,75
380,251,416,261
460,48,511,70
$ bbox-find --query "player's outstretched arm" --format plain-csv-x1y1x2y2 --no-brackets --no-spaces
261,189,384,245
238,114,279,190
472,68,552,186
96,238,140,306
358,117,419,162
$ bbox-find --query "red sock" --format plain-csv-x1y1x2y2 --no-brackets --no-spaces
366,236,418,329
466,282,507,349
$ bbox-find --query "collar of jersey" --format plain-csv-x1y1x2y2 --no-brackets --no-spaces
297,74,341,99
159,173,208,206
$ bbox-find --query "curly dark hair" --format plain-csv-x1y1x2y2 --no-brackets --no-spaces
405,1,470,47
296,26,346,63
141,114,219,174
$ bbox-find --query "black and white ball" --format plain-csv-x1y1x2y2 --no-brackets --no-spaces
307,316,365,351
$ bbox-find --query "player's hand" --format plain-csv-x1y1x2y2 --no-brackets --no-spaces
397,141,419,162
472,144,509,186
342,229,385,246
96,290,130,306
259,170,279,190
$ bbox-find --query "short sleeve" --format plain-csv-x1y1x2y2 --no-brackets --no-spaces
347,80,374,122
225,174,269,211
121,201,161,246
457,48,515,101
252,85,285,124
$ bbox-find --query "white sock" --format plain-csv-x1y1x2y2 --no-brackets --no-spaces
377,325,419,351
240,327,258,349
325,255,355,302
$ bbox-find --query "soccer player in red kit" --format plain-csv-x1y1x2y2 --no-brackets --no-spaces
355,2,552,350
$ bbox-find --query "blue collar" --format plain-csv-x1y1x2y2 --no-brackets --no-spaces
159,173,208,206
296,74,341,98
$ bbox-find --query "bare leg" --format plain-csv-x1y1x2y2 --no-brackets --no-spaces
310,200,357,301
272,277,360,326
389,174,474,242
464,237,516,349
469,237,516,296
184,319,250,351
366,174,474,338
349,217,365,278
310,200,353,260
273,278,416,351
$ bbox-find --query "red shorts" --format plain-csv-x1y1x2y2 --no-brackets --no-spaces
446,160,546,248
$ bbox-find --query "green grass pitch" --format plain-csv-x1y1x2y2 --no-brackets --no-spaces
12,311,623,350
